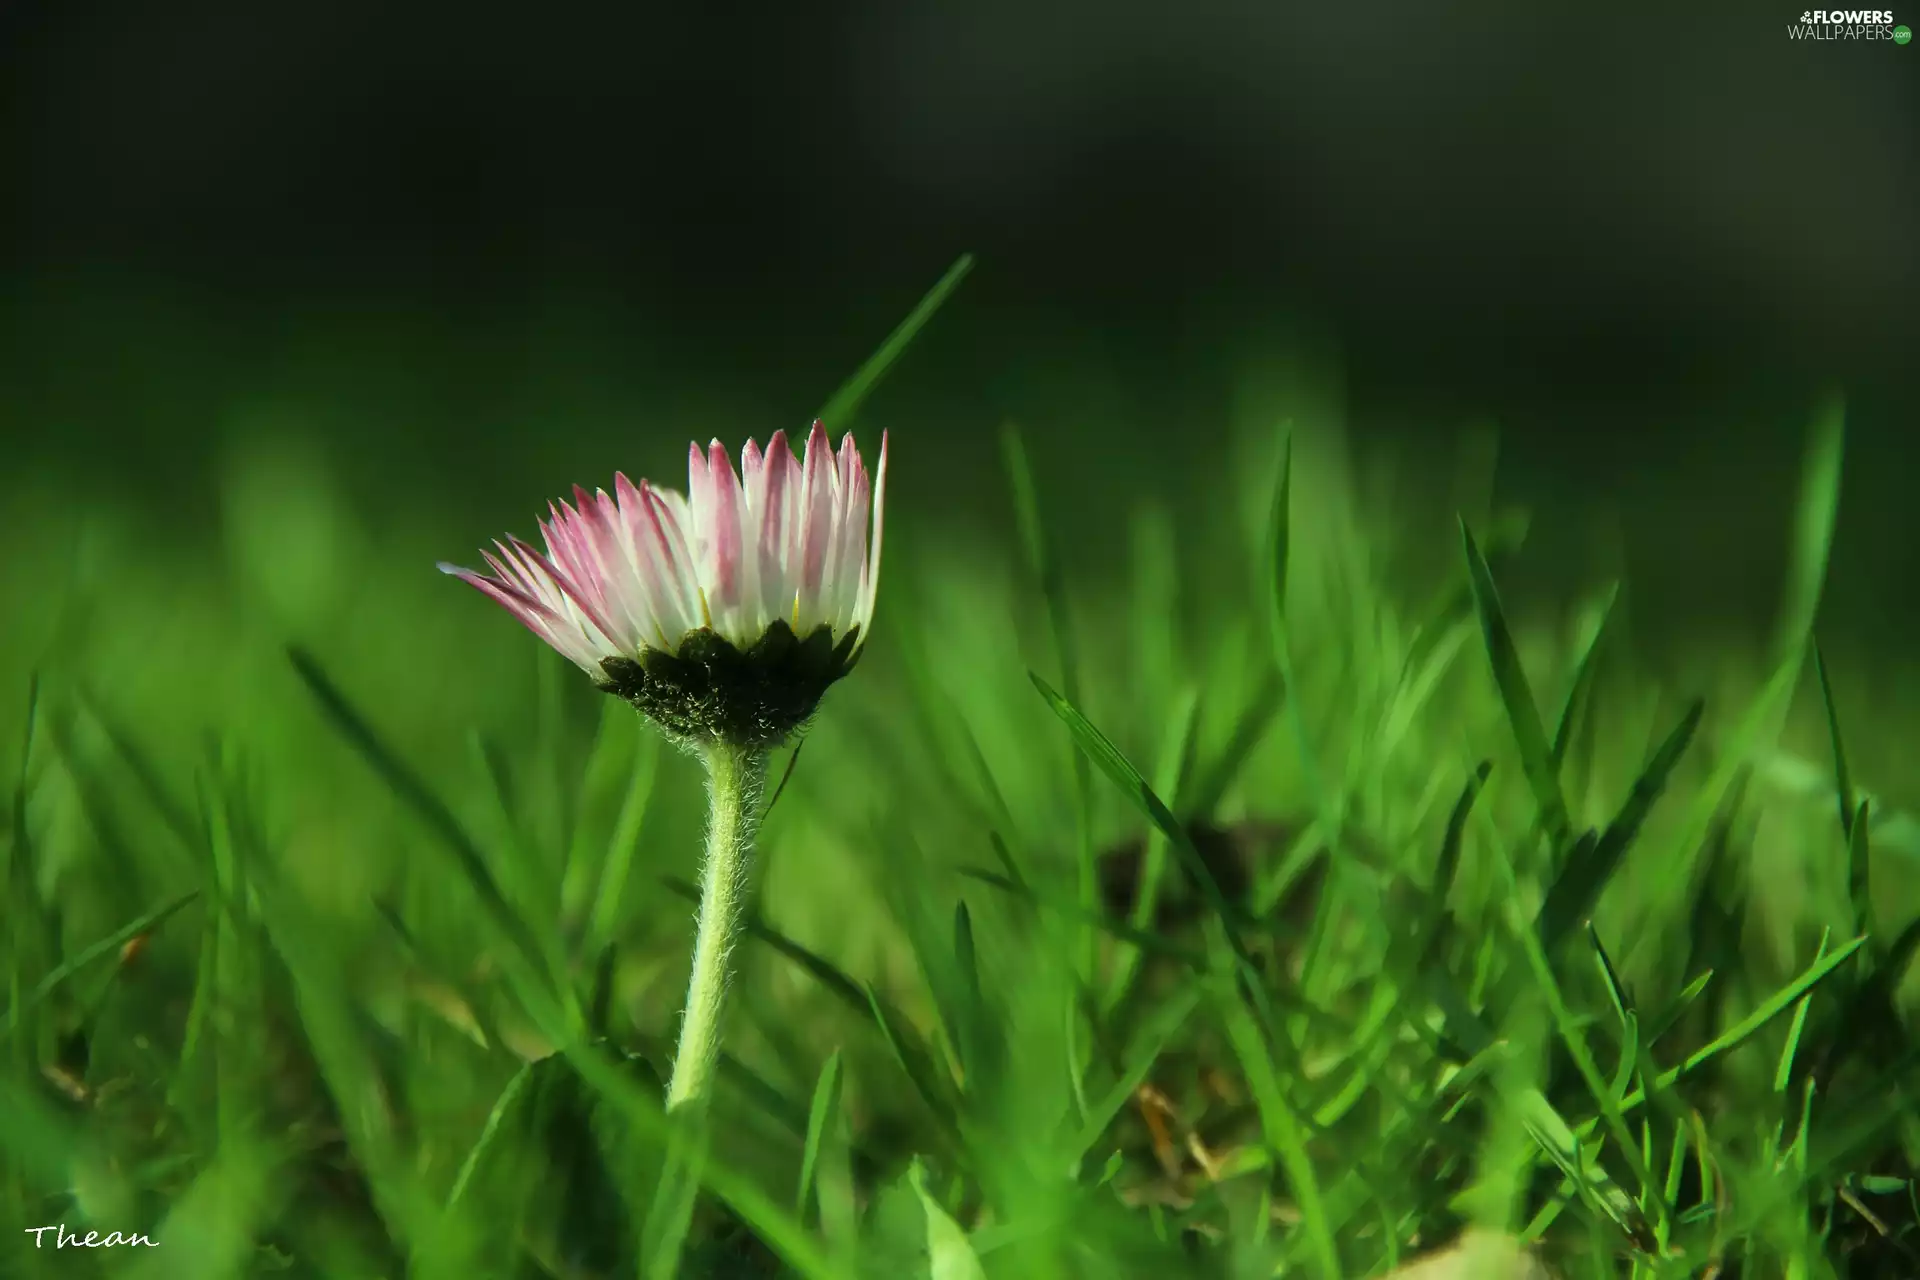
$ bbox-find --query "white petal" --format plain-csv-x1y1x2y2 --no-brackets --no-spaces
855,430,888,638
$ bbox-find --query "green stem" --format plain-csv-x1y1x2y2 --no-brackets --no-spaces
665,741,769,1111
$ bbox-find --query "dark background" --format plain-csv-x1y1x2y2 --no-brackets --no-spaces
1,0,1914,638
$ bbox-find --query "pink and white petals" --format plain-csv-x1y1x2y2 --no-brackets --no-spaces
443,422,888,674
438,540,617,678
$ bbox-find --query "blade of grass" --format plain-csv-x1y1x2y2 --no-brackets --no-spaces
1551,581,1620,770
951,901,982,1084
559,694,631,928
1773,397,1845,666
642,1118,706,1280
1536,698,1703,948
448,1060,535,1209
1266,430,1326,811
1212,959,1339,1278
865,982,962,1142
796,1049,843,1220
814,254,973,428
763,739,805,821
1811,639,1856,841
1459,517,1572,855
586,721,660,955
1103,683,1201,1012
1773,930,1831,1094
1645,969,1715,1048
2,891,197,1036
1507,883,1663,1249
1616,934,1867,1115
910,1157,988,1280
1411,761,1493,969
1846,797,1872,941
1651,660,1801,918
1184,667,1284,822
1817,913,1920,1085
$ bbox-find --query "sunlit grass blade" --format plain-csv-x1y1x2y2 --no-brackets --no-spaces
1536,698,1702,948
1774,930,1831,1094
814,253,973,428
910,1157,988,1280
1459,516,1572,854
1616,934,1867,1113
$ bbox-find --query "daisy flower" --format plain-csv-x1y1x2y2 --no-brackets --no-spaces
442,421,887,748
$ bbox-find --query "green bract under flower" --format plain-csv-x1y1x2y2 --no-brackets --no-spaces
441,421,886,747
598,620,862,748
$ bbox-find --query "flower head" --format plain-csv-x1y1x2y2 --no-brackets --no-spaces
442,421,887,746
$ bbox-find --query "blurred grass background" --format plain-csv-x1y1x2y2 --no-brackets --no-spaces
2,264,1918,1274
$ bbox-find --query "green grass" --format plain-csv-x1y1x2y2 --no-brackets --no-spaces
1,294,1918,1279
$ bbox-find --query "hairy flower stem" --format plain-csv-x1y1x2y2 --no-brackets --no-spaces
665,741,769,1111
